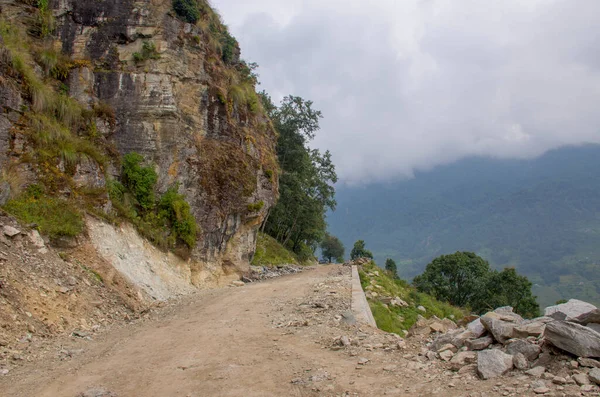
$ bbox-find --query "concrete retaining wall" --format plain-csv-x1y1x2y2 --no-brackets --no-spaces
351,265,377,327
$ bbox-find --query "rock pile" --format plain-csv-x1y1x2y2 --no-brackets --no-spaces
242,265,305,282
422,299,600,393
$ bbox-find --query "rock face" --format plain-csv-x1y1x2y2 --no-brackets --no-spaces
545,299,600,324
477,349,514,379
0,0,278,283
545,320,600,358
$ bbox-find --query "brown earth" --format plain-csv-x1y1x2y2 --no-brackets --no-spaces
0,265,572,397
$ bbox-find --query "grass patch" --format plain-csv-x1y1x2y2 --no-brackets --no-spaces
3,186,84,238
359,261,464,334
251,232,299,267
132,41,161,63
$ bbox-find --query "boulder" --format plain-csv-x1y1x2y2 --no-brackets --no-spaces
573,373,591,386
514,320,547,338
506,340,542,361
439,349,454,361
588,323,600,334
544,299,600,325
2,226,20,237
480,312,522,344
477,349,514,379
513,352,529,370
545,320,600,358
390,297,408,307
589,368,600,385
467,318,487,338
465,335,494,351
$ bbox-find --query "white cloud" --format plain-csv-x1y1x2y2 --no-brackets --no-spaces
212,0,600,183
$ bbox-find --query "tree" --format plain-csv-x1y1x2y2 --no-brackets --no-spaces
385,258,398,278
413,251,539,317
321,234,345,263
261,95,338,259
350,240,373,260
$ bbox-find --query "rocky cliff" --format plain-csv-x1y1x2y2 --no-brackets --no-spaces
0,0,278,284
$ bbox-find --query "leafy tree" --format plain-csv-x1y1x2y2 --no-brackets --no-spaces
350,240,373,260
262,95,337,259
321,233,345,263
385,258,398,278
413,252,539,317
484,268,540,318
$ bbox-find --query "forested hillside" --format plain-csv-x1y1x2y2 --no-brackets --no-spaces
328,145,600,307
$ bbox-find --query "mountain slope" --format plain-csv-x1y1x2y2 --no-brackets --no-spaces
328,145,600,307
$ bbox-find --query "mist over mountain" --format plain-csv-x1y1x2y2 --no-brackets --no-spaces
328,145,600,307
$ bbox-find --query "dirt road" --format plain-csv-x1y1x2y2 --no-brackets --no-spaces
1,265,501,397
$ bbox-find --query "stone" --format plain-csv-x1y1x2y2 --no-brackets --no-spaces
589,368,600,385
513,352,529,370
544,299,600,324
438,343,458,353
514,321,547,338
430,322,447,333
588,323,600,334
231,280,245,287
2,226,20,237
506,340,542,361
340,336,351,347
77,389,118,397
525,366,546,377
573,373,591,386
467,318,487,338
533,387,550,394
357,357,369,365
477,349,514,379
28,230,45,248
390,297,408,307
552,376,567,385
439,349,455,361
578,358,600,368
417,306,426,313
480,312,522,344
465,335,494,351
450,351,477,369
581,384,596,392
545,320,600,358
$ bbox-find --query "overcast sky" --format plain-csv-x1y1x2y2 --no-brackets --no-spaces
211,0,600,184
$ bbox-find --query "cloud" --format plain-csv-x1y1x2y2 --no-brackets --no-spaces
212,0,600,183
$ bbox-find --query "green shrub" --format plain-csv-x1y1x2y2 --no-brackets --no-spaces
158,187,197,248
264,169,273,181
132,41,161,63
172,0,200,24
121,153,158,211
252,232,299,267
220,30,238,64
3,185,84,238
247,201,264,212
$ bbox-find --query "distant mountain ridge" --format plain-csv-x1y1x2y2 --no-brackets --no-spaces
328,144,600,307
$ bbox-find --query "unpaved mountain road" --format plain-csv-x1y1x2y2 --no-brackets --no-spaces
2,265,504,397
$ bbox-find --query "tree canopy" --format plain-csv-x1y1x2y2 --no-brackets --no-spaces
385,258,398,279
321,234,345,263
413,251,539,317
261,94,337,259
350,240,373,260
